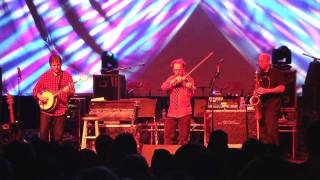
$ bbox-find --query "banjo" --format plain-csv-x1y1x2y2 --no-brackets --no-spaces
38,75,88,112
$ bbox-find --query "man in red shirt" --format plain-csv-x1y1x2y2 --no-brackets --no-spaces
161,58,195,144
33,53,75,143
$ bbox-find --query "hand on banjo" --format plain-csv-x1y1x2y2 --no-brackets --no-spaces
62,86,70,93
38,95,48,104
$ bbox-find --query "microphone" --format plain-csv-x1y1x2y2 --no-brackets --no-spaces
17,67,22,79
216,64,220,76
215,58,224,76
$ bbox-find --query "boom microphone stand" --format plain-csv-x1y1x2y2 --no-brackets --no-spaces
208,59,224,137
16,67,21,124
244,96,249,138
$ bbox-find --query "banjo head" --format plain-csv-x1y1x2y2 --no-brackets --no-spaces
39,91,56,112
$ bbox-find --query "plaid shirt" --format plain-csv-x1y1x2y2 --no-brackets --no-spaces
33,70,74,116
161,75,194,118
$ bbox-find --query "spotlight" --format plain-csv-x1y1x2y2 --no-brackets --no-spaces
272,45,291,70
101,51,119,74
272,45,291,65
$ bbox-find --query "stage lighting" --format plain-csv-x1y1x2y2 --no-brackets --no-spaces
272,45,291,65
272,45,292,70
101,51,119,74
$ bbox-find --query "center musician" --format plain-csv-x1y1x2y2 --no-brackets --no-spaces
161,58,195,145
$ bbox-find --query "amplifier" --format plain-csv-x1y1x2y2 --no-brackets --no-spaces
207,96,239,110
204,110,257,145
93,74,126,100
88,100,137,122
207,104,238,110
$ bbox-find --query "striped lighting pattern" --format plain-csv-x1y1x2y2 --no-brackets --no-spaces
0,0,198,95
1,0,319,95
202,0,320,93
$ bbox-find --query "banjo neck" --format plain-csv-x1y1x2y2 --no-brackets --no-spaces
52,77,83,97
39,75,88,112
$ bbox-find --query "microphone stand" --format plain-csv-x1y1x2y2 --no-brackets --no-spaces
244,96,249,138
302,53,320,62
16,72,21,124
105,63,146,73
207,59,223,139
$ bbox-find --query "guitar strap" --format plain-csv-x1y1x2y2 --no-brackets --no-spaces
58,71,64,89
50,71,64,116
56,71,64,104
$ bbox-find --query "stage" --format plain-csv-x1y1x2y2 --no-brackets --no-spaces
0,95,306,161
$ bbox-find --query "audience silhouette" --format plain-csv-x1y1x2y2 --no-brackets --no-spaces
0,127,315,180
300,121,320,180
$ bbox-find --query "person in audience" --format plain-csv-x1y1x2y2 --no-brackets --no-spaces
300,121,320,180
241,138,266,164
161,58,195,144
207,130,229,156
151,149,174,178
95,134,114,167
111,133,138,169
236,155,306,180
116,154,153,180
76,166,120,180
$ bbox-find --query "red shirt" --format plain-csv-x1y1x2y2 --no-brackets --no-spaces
33,70,74,116
161,75,194,118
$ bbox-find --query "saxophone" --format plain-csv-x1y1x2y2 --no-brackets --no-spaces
249,70,262,139
249,70,261,106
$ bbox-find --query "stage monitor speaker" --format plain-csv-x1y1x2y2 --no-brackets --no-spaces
141,144,181,166
205,110,257,146
279,69,296,108
93,74,126,100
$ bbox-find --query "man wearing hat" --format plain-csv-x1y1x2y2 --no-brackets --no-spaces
255,53,285,145
161,58,195,144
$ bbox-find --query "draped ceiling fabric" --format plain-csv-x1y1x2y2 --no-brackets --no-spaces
0,0,319,96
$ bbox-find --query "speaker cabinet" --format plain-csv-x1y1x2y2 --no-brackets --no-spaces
280,69,296,108
205,110,257,146
93,74,126,100
65,97,89,144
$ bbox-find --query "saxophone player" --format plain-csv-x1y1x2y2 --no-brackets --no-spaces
254,53,285,145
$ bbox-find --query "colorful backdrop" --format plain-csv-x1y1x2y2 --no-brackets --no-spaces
1,0,319,96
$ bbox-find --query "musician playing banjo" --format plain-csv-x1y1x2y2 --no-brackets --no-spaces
33,53,75,143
